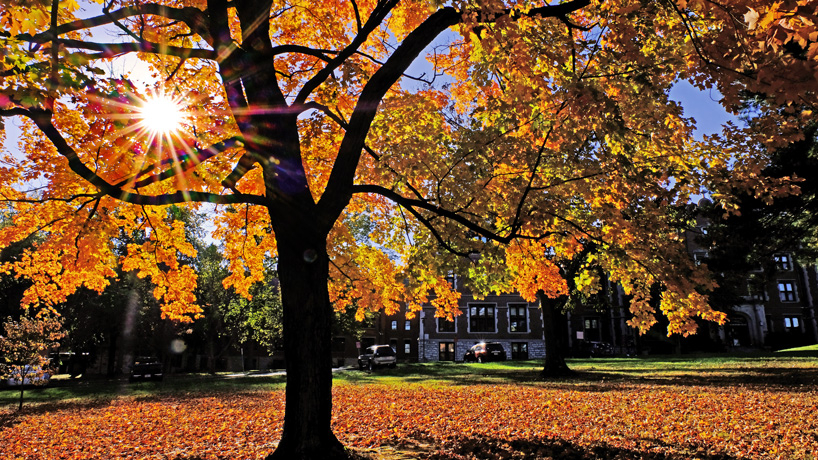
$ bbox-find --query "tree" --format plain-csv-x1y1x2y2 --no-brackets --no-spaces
537,242,605,377
700,123,818,347
704,123,818,271
190,242,284,372
0,313,64,410
0,0,815,458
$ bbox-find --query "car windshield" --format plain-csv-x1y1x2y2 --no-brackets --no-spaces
375,347,395,356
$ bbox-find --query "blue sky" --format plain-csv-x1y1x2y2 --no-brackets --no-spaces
669,81,738,138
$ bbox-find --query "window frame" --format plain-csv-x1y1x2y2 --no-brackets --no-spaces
508,303,529,333
774,253,793,271
747,278,767,301
511,342,529,360
437,317,456,333
777,280,798,302
468,303,497,333
784,316,802,331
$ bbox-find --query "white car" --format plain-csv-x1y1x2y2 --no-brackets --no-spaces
357,345,397,370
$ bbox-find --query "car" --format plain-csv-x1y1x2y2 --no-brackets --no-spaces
129,357,163,382
357,345,397,371
587,341,614,357
464,342,507,363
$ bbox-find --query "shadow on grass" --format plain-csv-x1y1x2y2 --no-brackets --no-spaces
334,355,818,392
417,435,748,460
0,372,287,414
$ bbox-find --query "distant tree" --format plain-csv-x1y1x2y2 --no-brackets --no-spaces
702,124,818,308
0,313,64,410
189,243,283,372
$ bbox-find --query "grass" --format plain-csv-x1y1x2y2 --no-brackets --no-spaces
5,352,816,410
777,343,818,353
0,371,287,409
335,353,818,388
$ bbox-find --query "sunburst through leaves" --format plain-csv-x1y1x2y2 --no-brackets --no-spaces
137,92,187,136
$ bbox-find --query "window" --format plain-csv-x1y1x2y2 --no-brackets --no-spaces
391,320,398,330
437,317,455,333
511,342,529,360
584,317,601,341
775,253,792,271
439,342,455,361
747,278,766,301
405,320,411,331
784,317,801,331
389,339,398,351
777,281,798,302
469,304,496,332
404,340,411,355
509,304,528,332
445,272,457,289
693,251,708,266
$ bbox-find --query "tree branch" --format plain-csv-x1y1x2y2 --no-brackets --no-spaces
15,108,263,206
32,39,217,60
294,0,401,105
353,184,514,245
32,2,213,46
117,138,243,189
270,44,337,61
317,0,592,227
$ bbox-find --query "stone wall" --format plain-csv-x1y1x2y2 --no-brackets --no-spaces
418,339,546,362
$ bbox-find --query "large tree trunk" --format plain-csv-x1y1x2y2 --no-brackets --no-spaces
539,292,574,378
266,219,347,460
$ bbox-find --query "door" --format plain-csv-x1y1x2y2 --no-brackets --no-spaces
439,342,455,361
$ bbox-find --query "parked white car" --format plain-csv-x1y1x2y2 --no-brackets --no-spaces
357,345,397,370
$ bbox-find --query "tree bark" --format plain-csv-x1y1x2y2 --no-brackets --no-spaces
265,216,348,460
539,292,574,378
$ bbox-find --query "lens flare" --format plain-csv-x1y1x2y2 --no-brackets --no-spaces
138,93,186,135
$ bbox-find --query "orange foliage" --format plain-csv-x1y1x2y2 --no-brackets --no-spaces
0,0,815,369
1,382,816,459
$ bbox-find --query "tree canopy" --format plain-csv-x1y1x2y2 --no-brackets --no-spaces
1,0,816,458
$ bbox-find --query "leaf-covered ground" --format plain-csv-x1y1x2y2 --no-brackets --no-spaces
2,375,817,460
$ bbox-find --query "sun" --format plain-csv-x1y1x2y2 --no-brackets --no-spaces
138,93,187,135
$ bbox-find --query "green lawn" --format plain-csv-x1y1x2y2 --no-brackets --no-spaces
778,343,818,353
336,353,818,387
4,352,817,409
